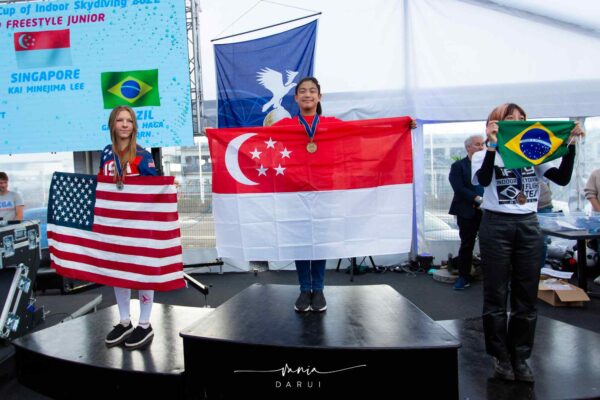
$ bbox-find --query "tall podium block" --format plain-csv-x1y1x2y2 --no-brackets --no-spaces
181,284,460,399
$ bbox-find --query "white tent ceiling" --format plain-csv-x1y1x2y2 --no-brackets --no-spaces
199,0,600,122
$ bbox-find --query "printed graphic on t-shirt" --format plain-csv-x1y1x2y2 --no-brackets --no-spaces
494,166,539,204
102,160,136,177
0,200,15,209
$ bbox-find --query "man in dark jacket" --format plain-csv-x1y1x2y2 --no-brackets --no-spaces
448,135,484,290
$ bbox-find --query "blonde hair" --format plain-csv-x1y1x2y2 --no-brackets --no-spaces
108,106,138,173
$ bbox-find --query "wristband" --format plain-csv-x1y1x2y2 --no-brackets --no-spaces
488,142,498,148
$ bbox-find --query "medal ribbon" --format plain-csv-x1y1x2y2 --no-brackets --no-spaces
114,151,126,185
512,168,524,198
298,114,320,140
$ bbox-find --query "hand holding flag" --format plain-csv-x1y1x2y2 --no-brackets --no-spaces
566,121,586,145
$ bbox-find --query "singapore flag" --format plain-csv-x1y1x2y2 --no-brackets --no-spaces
206,117,414,261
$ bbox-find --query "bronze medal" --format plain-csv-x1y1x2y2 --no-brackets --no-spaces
516,192,527,205
306,141,317,153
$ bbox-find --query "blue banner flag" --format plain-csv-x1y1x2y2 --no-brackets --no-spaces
215,20,317,128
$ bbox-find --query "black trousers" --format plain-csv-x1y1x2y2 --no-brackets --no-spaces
479,211,543,361
456,211,482,278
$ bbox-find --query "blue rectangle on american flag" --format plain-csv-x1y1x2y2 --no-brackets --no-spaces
48,172,97,231
47,172,185,291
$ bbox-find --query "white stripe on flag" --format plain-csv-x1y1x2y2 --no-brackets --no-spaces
93,216,180,231
96,182,177,195
48,224,181,249
49,239,182,267
213,184,413,261
95,199,177,213
50,254,184,283
16,48,72,69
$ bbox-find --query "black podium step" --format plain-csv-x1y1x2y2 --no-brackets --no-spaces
12,302,213,399
181,284,461,399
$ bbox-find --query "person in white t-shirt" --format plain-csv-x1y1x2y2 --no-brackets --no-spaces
471,103,584,383
0,172,24,223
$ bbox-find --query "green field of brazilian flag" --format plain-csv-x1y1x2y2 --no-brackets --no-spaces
497,121,574,169
101,69,161,109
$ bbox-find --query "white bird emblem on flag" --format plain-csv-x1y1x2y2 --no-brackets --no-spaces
257,67,299,113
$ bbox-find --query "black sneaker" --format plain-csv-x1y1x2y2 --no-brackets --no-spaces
124,325,154,350
493,357,515,381
311,290,327,312
105,322,134,347
294,291,311,312
512,358,534,382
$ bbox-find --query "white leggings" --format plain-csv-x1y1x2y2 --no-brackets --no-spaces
114,287,154,325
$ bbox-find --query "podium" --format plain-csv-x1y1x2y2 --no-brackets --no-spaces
181,284,460,399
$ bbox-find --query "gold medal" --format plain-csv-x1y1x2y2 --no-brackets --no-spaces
516,192,527,205
299,115,319,154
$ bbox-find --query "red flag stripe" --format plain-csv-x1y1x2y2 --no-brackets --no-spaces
14,29,70,51
92,223,181,240
49,224,180,249
97,175,175,186
51,263,185,292
95,191,178,203
94,207,179,222
48,231,182,258
207,116,413,194
51,247,183,276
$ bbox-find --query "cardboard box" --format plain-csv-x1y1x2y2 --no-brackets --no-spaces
538,278,591,307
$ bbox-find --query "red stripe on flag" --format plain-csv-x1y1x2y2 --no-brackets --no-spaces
14,29,70,51
92,224,181,240
207,116,414,194
94,207,179,222
51,262,185,292
95,191,178,203
51,247,183,276
48,231,182,258
97,175,175,186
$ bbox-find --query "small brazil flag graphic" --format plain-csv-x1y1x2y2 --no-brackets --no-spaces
100,69,160,109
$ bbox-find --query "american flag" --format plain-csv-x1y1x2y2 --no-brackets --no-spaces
47,172,185,291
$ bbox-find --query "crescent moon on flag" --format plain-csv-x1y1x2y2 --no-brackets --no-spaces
18,34,30,49
225,133,259,186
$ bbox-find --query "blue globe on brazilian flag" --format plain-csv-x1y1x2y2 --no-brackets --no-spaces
100,69,160,109
497,121,574,169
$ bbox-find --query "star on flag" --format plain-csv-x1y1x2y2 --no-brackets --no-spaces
247,137,290,177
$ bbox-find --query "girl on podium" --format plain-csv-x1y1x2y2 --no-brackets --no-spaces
100,105,158,350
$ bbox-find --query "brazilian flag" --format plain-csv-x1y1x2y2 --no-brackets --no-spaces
100,69,160,109
497,120,574,169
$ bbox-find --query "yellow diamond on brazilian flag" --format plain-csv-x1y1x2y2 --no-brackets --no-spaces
100,69,160,109
497,121,574,169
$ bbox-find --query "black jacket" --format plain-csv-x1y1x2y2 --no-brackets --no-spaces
448,156,483,219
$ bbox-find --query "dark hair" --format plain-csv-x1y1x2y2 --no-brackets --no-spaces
295,76,322,115
0,172,8,181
